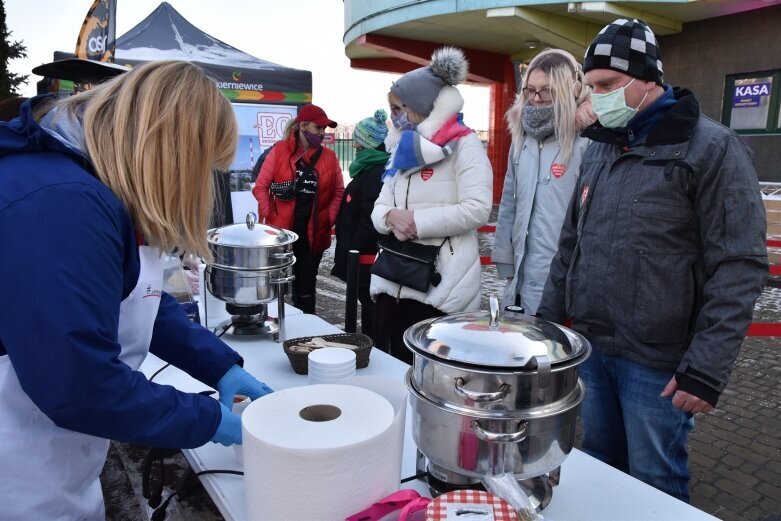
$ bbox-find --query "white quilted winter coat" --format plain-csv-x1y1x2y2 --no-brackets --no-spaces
370,87,493,313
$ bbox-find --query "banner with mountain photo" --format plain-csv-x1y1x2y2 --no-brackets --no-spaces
74,0,117,62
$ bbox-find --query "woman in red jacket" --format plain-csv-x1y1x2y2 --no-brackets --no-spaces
252,104,344,314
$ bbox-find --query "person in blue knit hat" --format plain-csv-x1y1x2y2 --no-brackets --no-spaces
331,109,390,339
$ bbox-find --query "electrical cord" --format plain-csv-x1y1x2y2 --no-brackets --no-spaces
151,468,244,521
148,363,171,382
400,472,428,484
142,391,217,512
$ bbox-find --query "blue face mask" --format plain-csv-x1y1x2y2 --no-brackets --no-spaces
390,111,407,129
390,111,416,131
591,78,648,129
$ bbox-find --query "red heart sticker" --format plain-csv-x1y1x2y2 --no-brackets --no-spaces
421,168,434,181
551,163,567,179
346,194,352,204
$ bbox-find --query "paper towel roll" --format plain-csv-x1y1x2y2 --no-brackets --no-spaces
242,384,402,521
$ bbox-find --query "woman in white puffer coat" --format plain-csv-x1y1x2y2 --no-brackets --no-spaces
491,49,594,315
371,47,493,364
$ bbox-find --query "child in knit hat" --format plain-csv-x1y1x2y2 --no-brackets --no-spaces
353,109,389,150
331,109,390,338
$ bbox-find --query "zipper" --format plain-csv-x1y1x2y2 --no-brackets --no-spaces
537,140,547,184
377,244,428,262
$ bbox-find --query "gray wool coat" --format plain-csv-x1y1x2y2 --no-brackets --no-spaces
537,88,768,405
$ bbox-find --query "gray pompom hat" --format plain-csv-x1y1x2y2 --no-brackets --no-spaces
390,47,468,118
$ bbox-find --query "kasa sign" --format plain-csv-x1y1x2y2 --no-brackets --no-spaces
732,82,771,108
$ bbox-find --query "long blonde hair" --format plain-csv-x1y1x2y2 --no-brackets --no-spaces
37,60,237,261
508,49,588,166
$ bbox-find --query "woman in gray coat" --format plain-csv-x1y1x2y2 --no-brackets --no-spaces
492,49,593,314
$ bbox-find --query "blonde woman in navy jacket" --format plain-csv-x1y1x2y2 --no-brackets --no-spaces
0,61,273,520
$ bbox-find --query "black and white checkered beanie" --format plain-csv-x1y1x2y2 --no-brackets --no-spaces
583,18,664,85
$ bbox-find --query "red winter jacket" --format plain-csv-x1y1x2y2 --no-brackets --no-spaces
252,133,344,255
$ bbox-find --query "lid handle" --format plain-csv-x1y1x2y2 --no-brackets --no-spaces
489,294,499,329
245,212,257,230
531,354,552,389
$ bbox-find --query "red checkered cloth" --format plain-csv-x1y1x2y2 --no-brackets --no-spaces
425,490,519,520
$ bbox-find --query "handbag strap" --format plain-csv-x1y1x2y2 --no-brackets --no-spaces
299,146,323,176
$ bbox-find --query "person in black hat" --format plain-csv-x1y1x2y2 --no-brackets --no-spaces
537,18,768,502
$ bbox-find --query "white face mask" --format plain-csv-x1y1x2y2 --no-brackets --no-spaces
591,78,648,128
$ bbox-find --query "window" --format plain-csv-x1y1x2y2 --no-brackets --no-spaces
723,70,781,135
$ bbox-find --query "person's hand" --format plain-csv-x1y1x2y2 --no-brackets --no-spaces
660,377,714,414
184,268,200,296
387,208,417,240
210,402,242,446
575,98,598,130
216,365,274,408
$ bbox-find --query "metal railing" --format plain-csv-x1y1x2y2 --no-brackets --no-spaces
760,182,781,198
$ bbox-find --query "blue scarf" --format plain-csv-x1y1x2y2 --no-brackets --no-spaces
382,113,472,182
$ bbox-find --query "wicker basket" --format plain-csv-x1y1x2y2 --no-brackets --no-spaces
283,333,373,375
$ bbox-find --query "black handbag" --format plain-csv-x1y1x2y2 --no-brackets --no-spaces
371,235,447,292
269,179,297,200
268,147,322,201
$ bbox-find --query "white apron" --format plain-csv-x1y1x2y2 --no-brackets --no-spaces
0,245,164,521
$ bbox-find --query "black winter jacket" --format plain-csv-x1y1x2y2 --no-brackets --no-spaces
331,164,384,282
538,88,768,406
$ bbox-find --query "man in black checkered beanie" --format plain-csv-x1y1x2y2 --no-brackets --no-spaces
539,18,768,505
584,18,663,85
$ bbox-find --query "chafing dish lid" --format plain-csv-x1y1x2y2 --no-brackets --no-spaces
403,309,589,368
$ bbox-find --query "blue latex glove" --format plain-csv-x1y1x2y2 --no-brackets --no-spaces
216,364,274,408
210,403,242,446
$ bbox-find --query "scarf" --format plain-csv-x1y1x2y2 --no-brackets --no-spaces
627,84,677,145
348,147,391,178
382,114,473,182
522,104,555,141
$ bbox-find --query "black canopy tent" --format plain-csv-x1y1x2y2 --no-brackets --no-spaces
39,2,312,105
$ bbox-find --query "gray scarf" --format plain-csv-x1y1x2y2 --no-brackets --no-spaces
522,104,555,141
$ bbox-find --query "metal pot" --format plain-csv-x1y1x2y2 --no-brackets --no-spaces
404,298,590,411
404,296,591,481
206,265,294,306
206,213,297,306
206,213,297,271
407,370,584,480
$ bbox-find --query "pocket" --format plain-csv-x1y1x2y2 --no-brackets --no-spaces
633,254,695,344
632,200,694,222
725,189,766,256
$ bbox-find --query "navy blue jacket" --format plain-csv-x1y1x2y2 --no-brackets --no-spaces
0,96,240,448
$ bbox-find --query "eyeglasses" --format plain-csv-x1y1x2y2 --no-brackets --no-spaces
521,87,553,102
